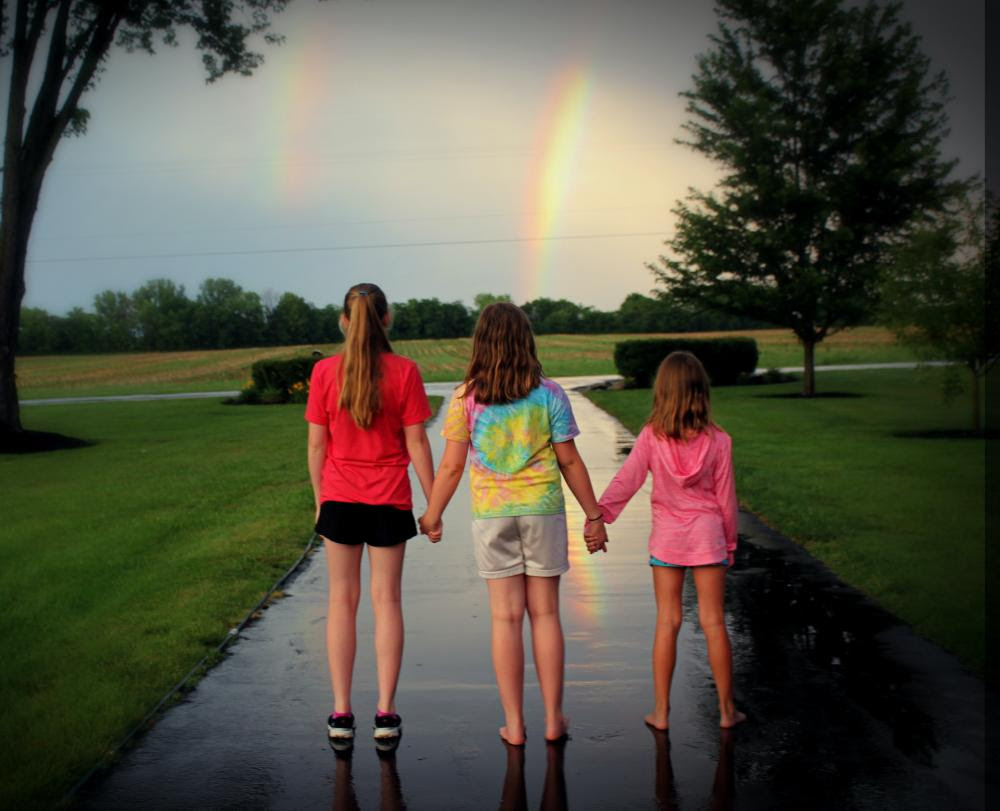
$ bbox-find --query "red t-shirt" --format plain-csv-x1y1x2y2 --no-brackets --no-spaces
305,353,431,510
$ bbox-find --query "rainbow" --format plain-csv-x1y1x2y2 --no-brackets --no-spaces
273,23,331,204
564,504,609,625
521,67,591,302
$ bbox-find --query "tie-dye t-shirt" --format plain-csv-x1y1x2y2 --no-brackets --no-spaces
442,378,580,519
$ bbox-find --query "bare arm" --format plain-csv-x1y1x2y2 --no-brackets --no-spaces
419,439,468,541
596,427,651,524
713,432,739,565
404,422,435,503
553,438,607,553
307,422,328,522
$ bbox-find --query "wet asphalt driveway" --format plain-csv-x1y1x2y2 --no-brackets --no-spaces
77,387,991,810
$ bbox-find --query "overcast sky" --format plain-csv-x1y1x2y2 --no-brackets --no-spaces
9,0,986,315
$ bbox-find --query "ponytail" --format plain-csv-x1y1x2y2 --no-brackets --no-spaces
339,283,392,428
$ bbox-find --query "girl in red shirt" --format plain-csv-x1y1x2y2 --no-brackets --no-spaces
305,283,435,748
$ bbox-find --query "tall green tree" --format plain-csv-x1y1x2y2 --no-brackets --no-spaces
268,291,317,346
55,305,98,352
17,305,57,353
1,0,296,436
133,278,191,351
879,187,997,431
93,290,136,351
194,277,265,348
650,0,961,394
391,298,473,340
473,292,512,314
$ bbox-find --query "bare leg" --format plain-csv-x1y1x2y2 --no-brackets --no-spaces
691,566,745,728
525,575,568,741
487,575,527,744
325,539,364,713
646,566,684,730
368,542,407,713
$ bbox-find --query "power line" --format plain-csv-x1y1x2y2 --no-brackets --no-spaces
32,204,672,243
47,142,675,178
26,231,667,264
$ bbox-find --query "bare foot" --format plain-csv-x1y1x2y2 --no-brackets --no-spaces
720,710,746,729
544,715,570,742
499,725,526,746
644,711,669,730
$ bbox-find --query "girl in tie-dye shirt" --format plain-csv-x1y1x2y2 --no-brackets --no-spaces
420,303,607,746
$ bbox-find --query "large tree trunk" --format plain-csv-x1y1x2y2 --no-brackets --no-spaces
0,179,43,435
0,228,27,435
0,0,31,436
802,338,816,396
1,125,48,436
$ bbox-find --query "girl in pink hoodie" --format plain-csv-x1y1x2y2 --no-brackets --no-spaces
590,351,745,730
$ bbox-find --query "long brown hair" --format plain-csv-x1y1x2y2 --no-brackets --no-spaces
339,282,392,428
463,302,542,404
647,351,713,439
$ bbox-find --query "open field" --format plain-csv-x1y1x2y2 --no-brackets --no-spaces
17,327,918,399
0,396,441,809
585,368,985,674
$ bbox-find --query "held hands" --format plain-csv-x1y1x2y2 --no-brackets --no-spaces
418,512,443,543
583,515,608,554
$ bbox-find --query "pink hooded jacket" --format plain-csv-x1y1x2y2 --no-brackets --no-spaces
597,424,738,566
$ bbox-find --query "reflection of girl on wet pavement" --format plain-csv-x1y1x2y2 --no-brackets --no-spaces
593,351,746,730
419,303,607,746
331,747,406,811
306,283,436,747
498,739,569,811
649,726,735,811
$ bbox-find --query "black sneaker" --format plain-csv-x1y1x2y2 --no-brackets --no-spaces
373,713,402,748
327,713,356,746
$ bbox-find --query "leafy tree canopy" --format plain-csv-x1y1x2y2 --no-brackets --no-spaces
650,0,963,394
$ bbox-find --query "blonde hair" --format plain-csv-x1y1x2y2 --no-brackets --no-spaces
463,302,542,404
338,283,392,428
647,351,712,439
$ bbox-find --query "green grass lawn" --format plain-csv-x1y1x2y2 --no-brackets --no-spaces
17,327,916,399
0,396,442,809
585,369,985,674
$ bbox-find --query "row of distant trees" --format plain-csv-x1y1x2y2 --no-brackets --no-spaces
18,283,770,355
19,279,340,354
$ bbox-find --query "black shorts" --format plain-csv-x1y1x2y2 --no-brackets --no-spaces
315,501,417,548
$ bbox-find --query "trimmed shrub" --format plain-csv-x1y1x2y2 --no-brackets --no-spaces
613,338,758,388
250,356,322,393
258,387,287,405
224,356,323,405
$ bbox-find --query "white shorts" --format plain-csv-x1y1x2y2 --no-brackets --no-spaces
471,513,570,579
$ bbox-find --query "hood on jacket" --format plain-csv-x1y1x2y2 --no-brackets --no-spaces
661,427,716,486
